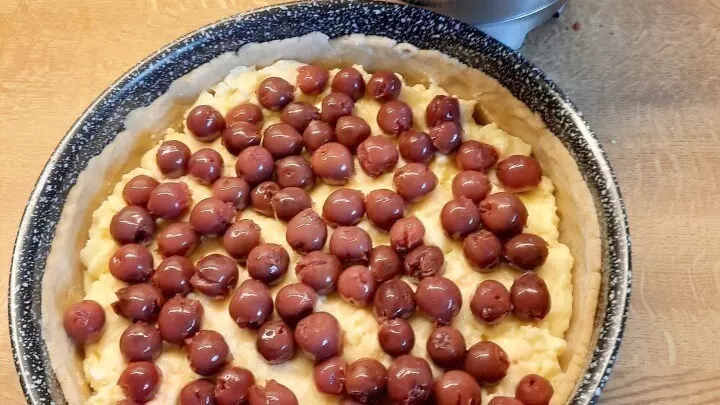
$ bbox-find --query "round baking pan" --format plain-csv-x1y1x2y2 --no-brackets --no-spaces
8,1,630,404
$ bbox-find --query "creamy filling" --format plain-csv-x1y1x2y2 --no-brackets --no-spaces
80,60,573,404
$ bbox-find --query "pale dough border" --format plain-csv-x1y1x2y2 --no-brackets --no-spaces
41,32,601,405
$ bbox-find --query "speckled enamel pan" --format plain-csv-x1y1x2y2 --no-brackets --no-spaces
9,1,630,404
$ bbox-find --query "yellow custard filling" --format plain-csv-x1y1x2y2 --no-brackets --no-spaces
80,61,573,404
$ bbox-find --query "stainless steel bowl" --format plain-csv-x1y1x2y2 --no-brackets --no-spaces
405,0,568,48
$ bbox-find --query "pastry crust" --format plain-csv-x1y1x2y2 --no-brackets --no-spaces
41,32,600,404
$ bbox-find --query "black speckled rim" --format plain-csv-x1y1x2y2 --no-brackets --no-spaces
9,1,631,404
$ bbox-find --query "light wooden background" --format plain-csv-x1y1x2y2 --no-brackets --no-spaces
1,0,719,403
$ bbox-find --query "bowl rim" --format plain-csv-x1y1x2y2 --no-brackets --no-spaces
8,1,631,404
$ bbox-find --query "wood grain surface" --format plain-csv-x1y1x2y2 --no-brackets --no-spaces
1,0,718,403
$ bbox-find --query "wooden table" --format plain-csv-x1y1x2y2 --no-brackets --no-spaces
1,0,718,403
